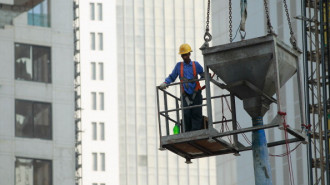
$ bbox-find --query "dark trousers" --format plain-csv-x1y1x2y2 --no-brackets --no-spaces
182,90,203,132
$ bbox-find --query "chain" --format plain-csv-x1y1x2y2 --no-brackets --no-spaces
283,0,297,49
263,0,273,34
204,0,212,44
229,0,232,42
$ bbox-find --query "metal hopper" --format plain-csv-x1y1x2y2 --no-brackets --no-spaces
201,34,300,117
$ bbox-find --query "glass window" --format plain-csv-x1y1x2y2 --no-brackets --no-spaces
15,100,52,139
92,122,97,140
98,62,104,80
100,184,105,185
90,33,95,50
99,122,104,140
92,153,97,171
92,184,98,185
15,43,51,83
90,3,95,20
99,92,104,110
98,33,103,50
28,0,50,27
33,103,51,139
15,158,52,185
91,62,96,80
100,153,105,171
91,92,97,110
97,3,103,21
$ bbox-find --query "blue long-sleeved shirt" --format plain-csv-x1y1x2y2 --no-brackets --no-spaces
165,61,204,94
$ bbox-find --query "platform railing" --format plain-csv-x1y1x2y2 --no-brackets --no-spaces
156,77,237,142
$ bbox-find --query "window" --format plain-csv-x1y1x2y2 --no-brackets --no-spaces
99,122,105,140
91,92,97,110
15,43,51,83
92,153,98,171
90,33,96,50
97,3,103,21
92,122,97,140
98,33,103,50
100,153,105,171
99,92,104,110
28,0,50,27
98,62,104,80
15,100,52,139
91,92,105,110
90,3,95,20
91,62,96,80
92,122,105,141
15,157,52,185
91,62,104,80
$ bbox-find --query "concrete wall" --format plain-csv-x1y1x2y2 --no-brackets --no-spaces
0,0,75,184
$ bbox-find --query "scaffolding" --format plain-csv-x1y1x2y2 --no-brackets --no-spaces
73,0,82,184
303,0,330,184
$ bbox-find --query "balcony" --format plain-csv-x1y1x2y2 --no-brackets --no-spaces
0,0,43,27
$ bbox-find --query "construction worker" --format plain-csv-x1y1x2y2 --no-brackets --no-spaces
159,43,204,132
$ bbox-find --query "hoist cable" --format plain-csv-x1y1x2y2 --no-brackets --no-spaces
263,0,274,34
282,0,297,49
203,0,212,44
229,0,233,42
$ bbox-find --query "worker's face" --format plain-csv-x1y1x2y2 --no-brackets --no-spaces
181,53,191,63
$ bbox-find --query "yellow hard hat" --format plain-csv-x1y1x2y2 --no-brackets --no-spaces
178,44,192,55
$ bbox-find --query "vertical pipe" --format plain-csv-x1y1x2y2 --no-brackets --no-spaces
230,94,238,145
301,0,314,183
156,88,163,149
164,93,170,135
252,116,273,185
204,66,213,130
320,0,330,183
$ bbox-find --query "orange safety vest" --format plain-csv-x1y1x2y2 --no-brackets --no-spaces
180,61,202,94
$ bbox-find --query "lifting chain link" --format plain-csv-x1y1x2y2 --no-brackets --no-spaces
263,0,274,34
229,0,233,42
283,0,297,49
203,0,212,44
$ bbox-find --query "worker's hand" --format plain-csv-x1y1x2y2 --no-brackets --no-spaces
159,82,168,90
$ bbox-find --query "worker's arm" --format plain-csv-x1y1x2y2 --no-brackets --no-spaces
164,62,180,84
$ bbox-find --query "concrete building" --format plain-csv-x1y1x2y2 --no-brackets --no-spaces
212,0,308,184
0,0,75,185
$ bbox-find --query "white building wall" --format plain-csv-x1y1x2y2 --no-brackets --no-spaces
212,0,308,184
80,0,119,185
0,0,75,185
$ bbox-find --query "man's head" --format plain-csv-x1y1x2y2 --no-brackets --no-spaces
179,43,192,63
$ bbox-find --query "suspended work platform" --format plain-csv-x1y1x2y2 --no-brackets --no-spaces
157,34,306,163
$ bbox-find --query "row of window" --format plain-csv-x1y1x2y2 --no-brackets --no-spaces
27,0,104,27
16,99,106,140
16,43,106,84
15,157,107,185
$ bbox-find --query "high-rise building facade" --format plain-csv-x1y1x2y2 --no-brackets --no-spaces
80,1,119,185
212,0,308,184
0,0,75,185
